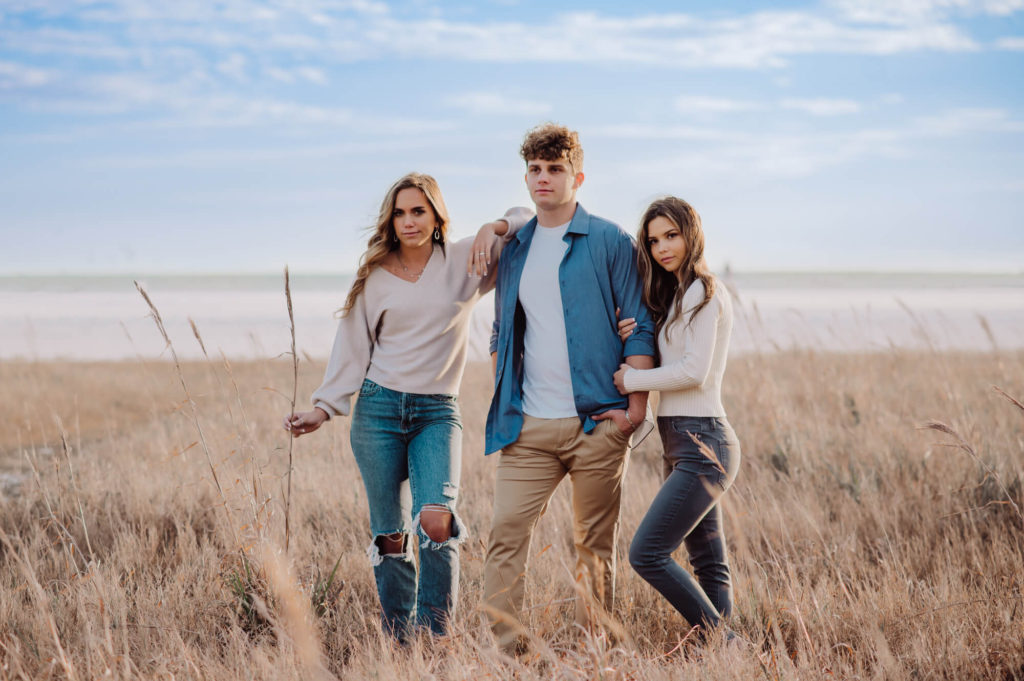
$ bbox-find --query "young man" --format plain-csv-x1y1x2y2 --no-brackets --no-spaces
483,123,656,652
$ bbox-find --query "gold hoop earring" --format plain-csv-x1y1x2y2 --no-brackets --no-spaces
433,227,441,241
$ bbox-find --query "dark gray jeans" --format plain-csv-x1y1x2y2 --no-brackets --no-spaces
628,416,741,633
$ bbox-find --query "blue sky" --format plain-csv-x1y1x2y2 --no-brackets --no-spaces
1,0,1022,274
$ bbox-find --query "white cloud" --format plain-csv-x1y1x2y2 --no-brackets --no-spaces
830,0,1024,24
674,96,762,114
598,106,1023,179
266,67,296,83
217,53,248,81
781,98,862,115
913,107,1024,135
0,5,985,77
590,124,744,143
670,95,862,117
294,66,328,84
0,3,1008,143
995,36,1024,49
445,92,551,116
65,0,390,24
84,136,444,170
265,65,328,84
616,126,908,179
0,26,133,60
15,69,352,125
0,60,55,89
358,11,978,68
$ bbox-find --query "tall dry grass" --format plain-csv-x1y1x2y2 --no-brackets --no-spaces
0,320,1022,678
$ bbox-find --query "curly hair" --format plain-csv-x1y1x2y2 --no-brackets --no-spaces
338,173,449,317
519,122,583,173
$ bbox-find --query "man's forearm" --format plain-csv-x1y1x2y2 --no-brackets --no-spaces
625,354,654,422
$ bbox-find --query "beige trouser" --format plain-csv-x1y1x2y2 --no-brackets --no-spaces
483,414,631,650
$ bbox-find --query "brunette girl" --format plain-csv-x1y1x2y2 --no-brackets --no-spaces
613,196,740,639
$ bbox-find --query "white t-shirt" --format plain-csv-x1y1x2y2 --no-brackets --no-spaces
519,221,577,418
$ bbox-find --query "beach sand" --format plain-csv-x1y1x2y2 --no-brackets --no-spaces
1,350,1022,679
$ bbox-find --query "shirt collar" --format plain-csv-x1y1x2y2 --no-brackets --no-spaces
516,202,590,244
566,203,591,235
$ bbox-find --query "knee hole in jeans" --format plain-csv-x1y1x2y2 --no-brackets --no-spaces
418,505,454,543
376,532,408,555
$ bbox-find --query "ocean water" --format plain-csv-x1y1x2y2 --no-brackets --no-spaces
1,272,1022,362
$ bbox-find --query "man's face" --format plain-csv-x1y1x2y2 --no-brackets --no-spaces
524,158,583,212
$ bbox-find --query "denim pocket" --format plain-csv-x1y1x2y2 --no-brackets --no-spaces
701,432,738,490
663,420,725,478
359,379,382,398
669,417,710,436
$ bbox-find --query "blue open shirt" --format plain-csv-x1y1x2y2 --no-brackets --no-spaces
485,204,656,455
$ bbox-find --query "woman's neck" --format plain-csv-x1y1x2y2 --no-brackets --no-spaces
397,241,433,266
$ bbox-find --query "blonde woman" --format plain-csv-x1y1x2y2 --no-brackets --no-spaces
614,196,740,641
285,173,530,639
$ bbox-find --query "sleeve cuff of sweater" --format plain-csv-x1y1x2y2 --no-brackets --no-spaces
622,368,644,392
313,400,343,419
498,206,532,239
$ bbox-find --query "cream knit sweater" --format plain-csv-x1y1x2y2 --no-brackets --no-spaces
622,279,733,417
312,207,532,418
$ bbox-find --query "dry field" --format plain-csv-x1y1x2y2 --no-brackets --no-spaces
0,342,1022,679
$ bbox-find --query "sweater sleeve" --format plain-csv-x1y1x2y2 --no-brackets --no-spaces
450,206,533,294
622,285,720,393
498,206,534,236
488,207,531,284
311,285,374,418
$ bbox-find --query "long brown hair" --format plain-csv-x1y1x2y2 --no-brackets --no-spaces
636,196,715,334
338,173,450,316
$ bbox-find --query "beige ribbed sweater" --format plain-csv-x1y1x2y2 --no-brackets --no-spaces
311,208,532,418
622,279,733,417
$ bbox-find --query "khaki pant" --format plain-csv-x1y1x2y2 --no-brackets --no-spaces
483,414,631,650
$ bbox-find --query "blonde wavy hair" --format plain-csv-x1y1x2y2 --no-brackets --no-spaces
339,173,450,317
636,196,715,335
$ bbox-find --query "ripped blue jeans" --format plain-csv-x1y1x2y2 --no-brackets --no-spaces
349,379,465,638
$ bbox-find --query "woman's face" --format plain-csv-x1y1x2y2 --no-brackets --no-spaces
646,215,687,273
392,187,437,250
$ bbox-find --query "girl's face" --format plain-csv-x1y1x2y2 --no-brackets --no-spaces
392,187,437,250
646,215,687,273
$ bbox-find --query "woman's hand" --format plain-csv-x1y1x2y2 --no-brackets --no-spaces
283,408,328,438
615,307,636,343
467,221,507,277
612,363,631,395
